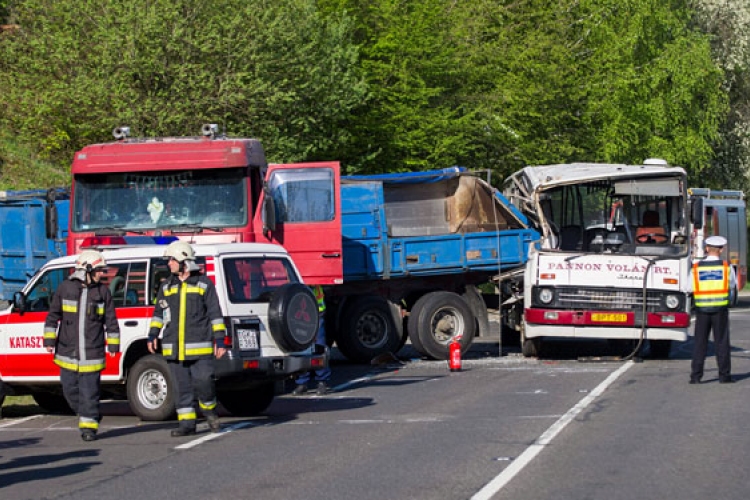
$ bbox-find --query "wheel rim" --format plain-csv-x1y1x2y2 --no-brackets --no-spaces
429,307,464,345
355,310,389,349
137,368,168,410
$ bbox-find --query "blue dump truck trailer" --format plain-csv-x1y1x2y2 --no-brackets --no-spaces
0,189,69,302
324,168,539,362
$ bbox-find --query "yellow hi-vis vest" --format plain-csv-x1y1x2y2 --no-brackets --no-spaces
313,285,326,314
692,260,730,311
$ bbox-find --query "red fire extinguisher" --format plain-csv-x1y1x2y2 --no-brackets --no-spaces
448,338,462,372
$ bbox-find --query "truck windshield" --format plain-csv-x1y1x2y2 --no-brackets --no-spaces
540,177,687,256
72,168,248,232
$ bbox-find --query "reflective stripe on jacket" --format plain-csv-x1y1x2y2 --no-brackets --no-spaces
43,277,120,372
692,259,730,311
148,274,227,361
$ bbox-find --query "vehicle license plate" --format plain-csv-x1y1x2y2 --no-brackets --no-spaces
237,328,259,350
591,313,627,323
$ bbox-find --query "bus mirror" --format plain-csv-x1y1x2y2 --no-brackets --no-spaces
691,197,704,229
262,190,276,235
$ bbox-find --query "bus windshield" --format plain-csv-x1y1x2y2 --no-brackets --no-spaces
72,168,248,232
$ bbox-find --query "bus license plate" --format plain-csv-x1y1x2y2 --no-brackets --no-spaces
237,328,259,350
591,313,627,323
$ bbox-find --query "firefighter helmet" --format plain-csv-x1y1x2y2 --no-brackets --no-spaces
164,240,196,262
75,250,107,271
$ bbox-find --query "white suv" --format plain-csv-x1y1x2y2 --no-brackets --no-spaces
0,242,326,420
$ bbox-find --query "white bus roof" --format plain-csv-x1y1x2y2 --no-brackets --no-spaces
511,162,687,191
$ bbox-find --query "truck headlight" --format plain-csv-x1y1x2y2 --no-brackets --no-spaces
665,295,680,309
538,288,554,304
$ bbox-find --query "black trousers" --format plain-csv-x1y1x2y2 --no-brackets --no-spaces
60,368,101,432
169,358,217,429
691,308,731,381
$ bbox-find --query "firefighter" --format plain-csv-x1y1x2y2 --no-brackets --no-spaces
689,235,736,384
44,249,120,442
147,241,227,436
291,285,331,396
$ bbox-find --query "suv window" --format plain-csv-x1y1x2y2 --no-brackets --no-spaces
100,261,148,307
223,257,299,303
149,257,207,304
26,267,72,312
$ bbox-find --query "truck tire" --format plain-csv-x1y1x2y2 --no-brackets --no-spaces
32,391,73,414
126,355,175,421
268,284,319,352
337,296,402,363
218,382,275,416
408,292,475,360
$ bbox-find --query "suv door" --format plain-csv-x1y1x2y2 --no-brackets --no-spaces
254,162,343,285
0,267,71,379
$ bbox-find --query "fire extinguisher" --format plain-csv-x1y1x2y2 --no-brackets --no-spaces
448,338,462,372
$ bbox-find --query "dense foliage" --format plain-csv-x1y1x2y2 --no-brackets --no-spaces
0,0,745,191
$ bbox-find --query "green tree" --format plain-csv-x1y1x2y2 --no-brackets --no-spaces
0,0,366,165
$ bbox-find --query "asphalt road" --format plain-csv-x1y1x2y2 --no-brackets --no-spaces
2,297,750,500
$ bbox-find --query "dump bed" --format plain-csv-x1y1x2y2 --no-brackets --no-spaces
0,189,69,300
340,168,538,281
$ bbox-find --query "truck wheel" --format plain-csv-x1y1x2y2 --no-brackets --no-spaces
337,296,402,363
32,391,73,414
218,382,275,416
649,340,672,359
408,292,475,360
268,283,319,352
126,355,175,421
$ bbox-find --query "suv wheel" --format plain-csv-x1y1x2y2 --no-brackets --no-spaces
126,355,175,421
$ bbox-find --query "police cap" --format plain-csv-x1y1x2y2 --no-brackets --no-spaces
705,235,727,248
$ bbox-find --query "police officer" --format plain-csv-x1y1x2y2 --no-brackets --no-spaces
291,285,331,396
44,250,120,441
689,235,736,384
147,241,227,436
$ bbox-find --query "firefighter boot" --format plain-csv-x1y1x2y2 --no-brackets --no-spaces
171,425,196,437
206,413,221,433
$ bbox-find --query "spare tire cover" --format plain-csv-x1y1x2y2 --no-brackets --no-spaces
267,283,319,352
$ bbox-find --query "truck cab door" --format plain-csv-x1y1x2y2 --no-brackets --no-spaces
254,162,343,285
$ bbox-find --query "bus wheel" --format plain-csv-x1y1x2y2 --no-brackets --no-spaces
127,355,175,421
649,340,672,359
520,323,541,358
218,382,275,416
408,291,475,360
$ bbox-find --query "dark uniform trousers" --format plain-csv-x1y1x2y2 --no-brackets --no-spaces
169,357,217,430
691,308,731,381
60,368,101,425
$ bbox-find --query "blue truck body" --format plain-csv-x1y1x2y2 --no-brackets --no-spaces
326,167,539,362
0,189,69,301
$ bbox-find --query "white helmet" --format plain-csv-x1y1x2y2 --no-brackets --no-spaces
75,250,107,271
164,240,196,263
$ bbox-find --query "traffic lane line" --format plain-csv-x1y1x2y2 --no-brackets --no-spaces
471,360,634,500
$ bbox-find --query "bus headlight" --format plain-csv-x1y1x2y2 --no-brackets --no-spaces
538,288,554,304
665,295,680,309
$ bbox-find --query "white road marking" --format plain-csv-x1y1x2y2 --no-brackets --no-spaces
471,361,634,500
0,414,42,428
175,421,256,450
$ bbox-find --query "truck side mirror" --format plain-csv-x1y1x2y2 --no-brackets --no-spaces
13,291,27,314
691,197,704,230
45,203,58,240
262,188,276,236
